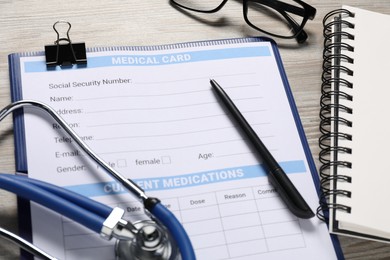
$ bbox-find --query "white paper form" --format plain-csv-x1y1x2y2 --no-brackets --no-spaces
16,39,338,259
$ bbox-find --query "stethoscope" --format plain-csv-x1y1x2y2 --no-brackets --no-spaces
0,100,196,260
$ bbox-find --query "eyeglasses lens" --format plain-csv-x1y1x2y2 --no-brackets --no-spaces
245,0,305,37
173,0,223,12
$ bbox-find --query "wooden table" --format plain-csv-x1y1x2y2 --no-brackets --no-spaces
0,0,389,259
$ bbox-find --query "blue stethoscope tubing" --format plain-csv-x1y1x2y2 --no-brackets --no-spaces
0,173,110,233
0,100,196,259
0,173,196,259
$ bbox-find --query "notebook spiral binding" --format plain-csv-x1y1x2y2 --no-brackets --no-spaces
317,9,356,221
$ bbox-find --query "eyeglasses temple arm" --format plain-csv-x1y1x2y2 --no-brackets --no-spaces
251,0,315,19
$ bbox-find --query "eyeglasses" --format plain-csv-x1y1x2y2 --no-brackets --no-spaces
170,0,316,43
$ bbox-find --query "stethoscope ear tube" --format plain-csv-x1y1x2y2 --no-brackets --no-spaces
146,199,196,260
0,227,58,260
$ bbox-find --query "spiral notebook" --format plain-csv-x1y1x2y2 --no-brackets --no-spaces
320,6,390,242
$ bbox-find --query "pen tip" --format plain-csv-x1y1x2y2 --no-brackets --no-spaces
210,79,217,88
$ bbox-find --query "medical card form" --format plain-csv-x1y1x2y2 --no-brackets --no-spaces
9,38,341,259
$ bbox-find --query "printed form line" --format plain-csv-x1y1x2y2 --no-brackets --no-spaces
85,98,264,114
75,83,261,102
86,110,267,127
132,73,257,85
94,124,274,141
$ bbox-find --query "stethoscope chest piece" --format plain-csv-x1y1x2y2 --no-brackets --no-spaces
115,220,179,260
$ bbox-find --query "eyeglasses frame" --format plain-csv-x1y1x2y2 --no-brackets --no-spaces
170,0,316,43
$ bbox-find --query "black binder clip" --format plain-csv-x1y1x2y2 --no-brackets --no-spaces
45,21,87,68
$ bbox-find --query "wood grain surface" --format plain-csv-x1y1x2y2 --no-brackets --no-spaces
0,0,389,259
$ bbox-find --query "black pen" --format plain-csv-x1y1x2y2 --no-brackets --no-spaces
210,79,314,219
